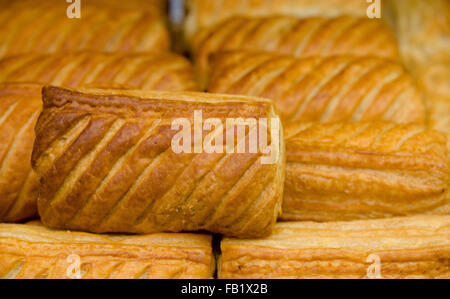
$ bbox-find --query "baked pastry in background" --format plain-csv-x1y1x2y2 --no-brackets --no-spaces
384,0,450,73
0,51,199,223
192,16,399,87
0,0,170,58
0,51,199,91
0,83,41,222
184,0,370,39
417,62,450,157
208,51,425,124
219,216,450,279
1,0,167,15
0,221,214,279
283,122,449,222
31,87,285,238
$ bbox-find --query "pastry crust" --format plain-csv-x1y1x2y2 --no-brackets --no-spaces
185,0,370,39
0,83,42,222
418,62,450,157
385,0,450,73
219,216,450,279
0,221,214,279
192,16,399,87
283,122,449,222
208,51,425,124
0,51,199,91
31,86,285,238
0,0,170,58
0,50,198,223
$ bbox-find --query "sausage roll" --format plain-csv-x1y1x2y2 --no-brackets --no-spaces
192,16,399,87
0,51,199,91
185,0,370,39
0,221,214,279
208,51,425,124
283,122,449,222
385,0,450,73
0,0,169,58
219,216,450,279
31,87,285,238
0,83,41,222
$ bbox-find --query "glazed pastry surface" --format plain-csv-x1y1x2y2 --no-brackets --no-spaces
0,52,199,91
283,122,449,221
208,51,425,124
185,0,370,39
192,16,399,87
0,0,169,58
0,221,214,279
0,83,42,222
31,87,285,238
219,216,450,279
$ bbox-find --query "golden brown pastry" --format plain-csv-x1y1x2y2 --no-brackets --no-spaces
418,62,450,157
185,0,370,39
385,0,450,73
0,51,199,223
0,221,214,279
283,122,449,222
192,15,399,87
31,87,285,238
0,51,199,91
219,216,450,279
2,0,167,15
208,51,425,124
0,0,170,58
384,0,450,156
0,83,41,222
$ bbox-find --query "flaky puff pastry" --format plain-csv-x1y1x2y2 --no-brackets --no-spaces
184,0,370,39
384,0,450,73
0,51,199,92
192,16,399,87
1,0,167,15
0,0,169,58
219,216,450,279
418,62,450,157
31,87,285,238
283,122,449,222
0,221,214,279
0,51,198,223
208,51,425,125
0,83,41,222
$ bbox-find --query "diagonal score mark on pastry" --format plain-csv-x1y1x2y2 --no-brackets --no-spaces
192,15,399,88
219,215,450,279
0,221,214,279
184,0,371,40
0,84,42,222
208,52,425,125
31,87,285,238
0,0,169,58
0,51,199,92
283,122,449,222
